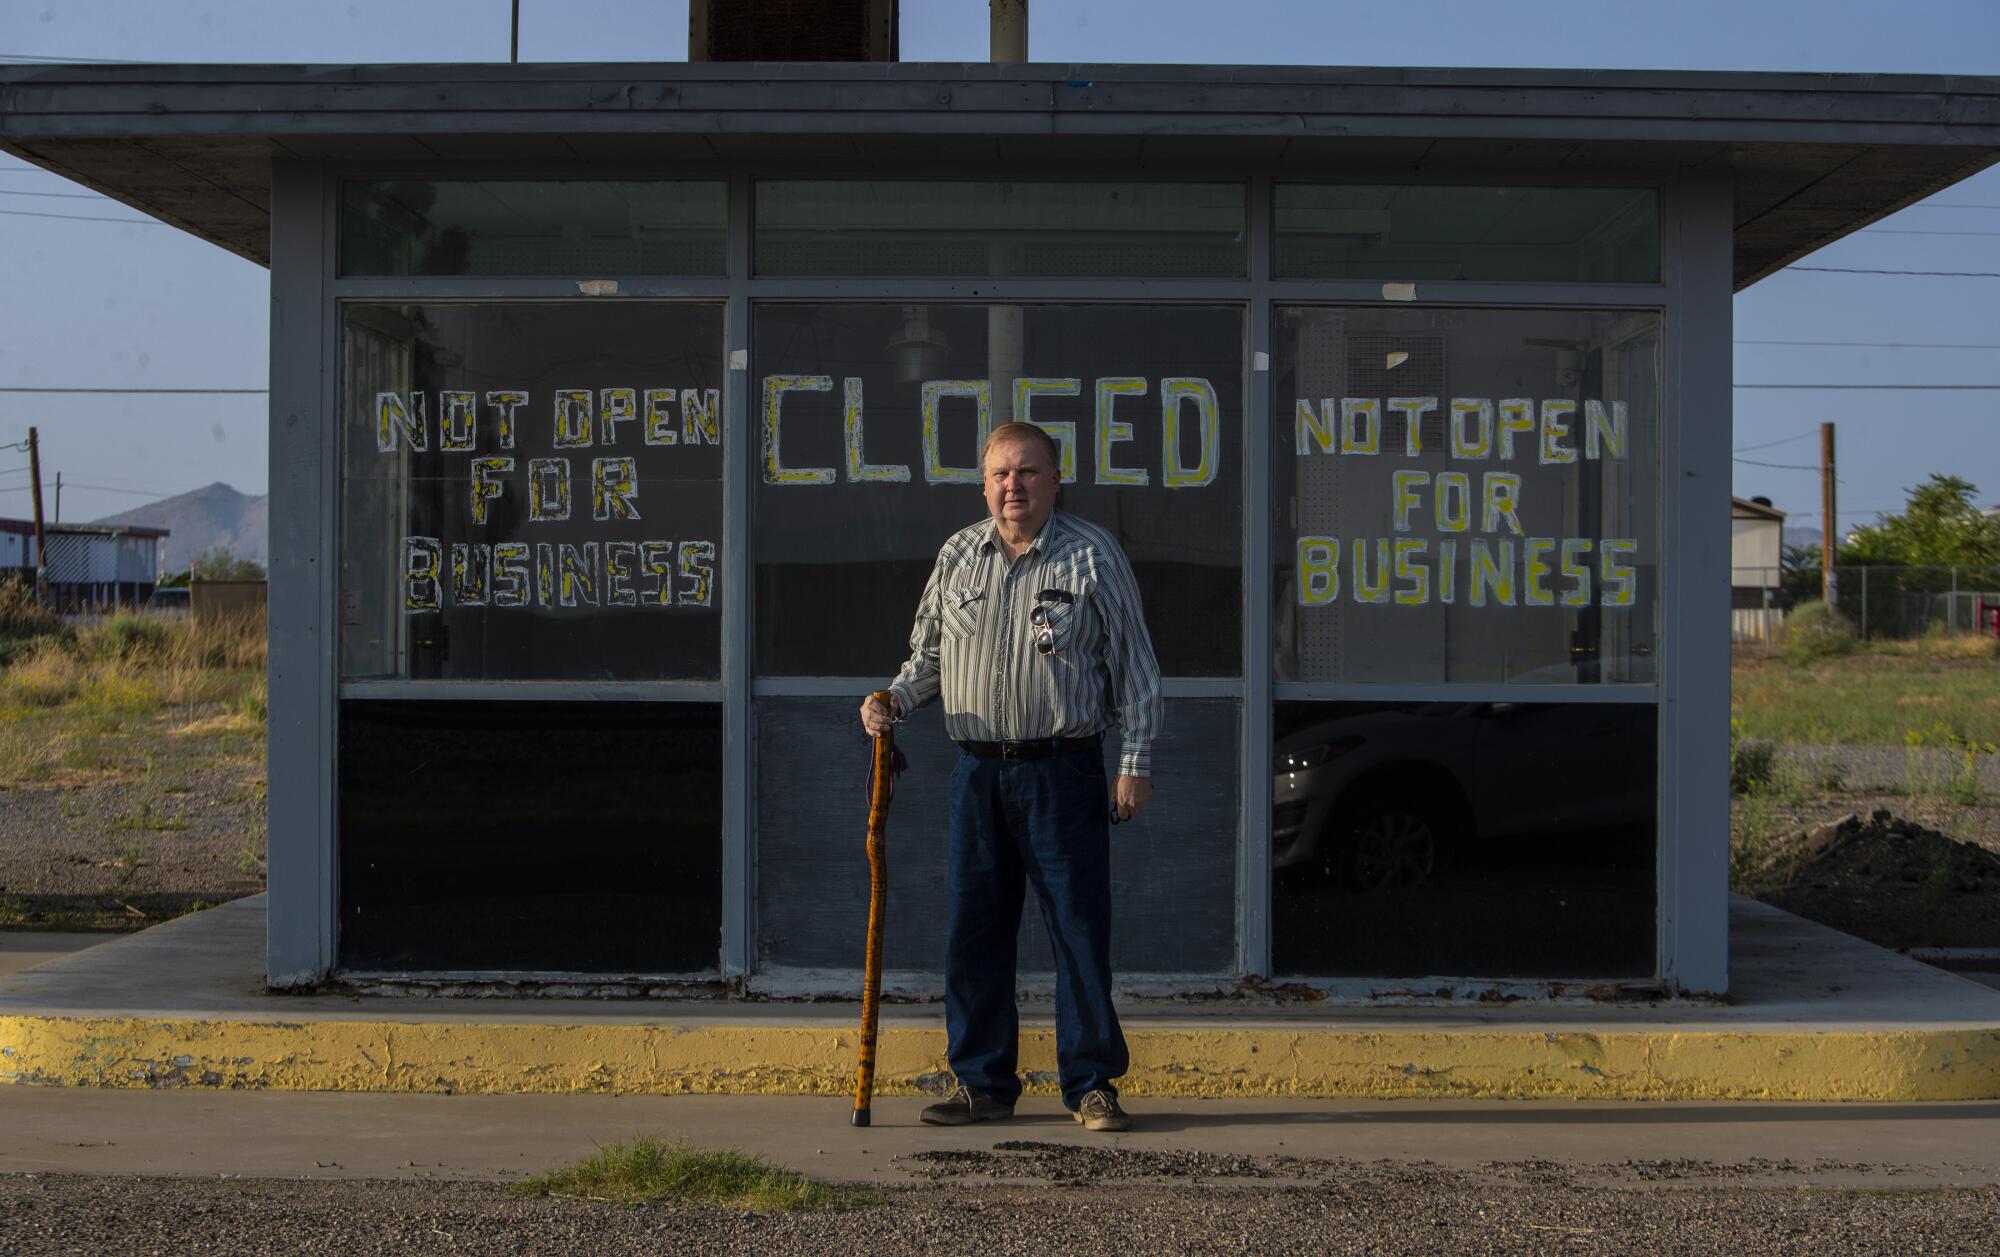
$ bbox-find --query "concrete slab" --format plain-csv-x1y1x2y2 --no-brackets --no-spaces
0,931,108,979
2,896,1997,1100
1,1090,1997,1189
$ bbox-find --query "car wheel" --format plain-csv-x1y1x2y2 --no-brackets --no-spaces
1335,794,1444,891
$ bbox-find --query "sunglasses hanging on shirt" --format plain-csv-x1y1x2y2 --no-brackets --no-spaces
1029,589,1074,657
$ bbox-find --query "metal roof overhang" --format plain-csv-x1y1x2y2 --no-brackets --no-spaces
3,62,1996,287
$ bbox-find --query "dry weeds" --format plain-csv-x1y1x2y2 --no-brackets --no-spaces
0,611,265,788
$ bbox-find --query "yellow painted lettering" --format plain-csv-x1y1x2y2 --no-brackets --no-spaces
1161,377,1220,488
762,374,836,485
1297,535,1340,605
1449,398,1492,460
1389,396,1437,457
1352,538,1390,604
1393,538,1430,606
1470,539,1515,607
1497,398,1535,461
923,380,992,485
1094,377,1149,486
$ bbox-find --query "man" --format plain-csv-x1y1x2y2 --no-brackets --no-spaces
859,420,1163,1134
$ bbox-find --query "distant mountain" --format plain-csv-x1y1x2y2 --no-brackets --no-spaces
93,482,268,574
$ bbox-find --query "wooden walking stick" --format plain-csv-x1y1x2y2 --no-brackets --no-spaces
853,690,899,1127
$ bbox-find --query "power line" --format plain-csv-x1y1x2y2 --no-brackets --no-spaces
0,207,159,226
1733,383,2000,390
61,470,213,489
0,387,266,395
4,469,199,492
1736,339,2000,350
1910,203,2000,211
1862,228,2000,238
1786,265,2000,278
1733,431,1817,453
0,479,199,497
64,480,200,495
0,52,145,64
1734,458,1823,471
0,189,106,201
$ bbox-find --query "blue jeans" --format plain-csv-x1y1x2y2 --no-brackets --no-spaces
944,747,1128,1110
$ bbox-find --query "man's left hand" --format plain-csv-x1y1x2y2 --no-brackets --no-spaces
1113,775,1152,823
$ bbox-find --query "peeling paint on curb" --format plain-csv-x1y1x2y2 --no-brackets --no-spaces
3,1017,1997,1101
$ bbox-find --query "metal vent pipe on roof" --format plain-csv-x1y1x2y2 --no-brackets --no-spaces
991,0,1027,61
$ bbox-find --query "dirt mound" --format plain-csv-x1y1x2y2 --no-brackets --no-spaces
1744,810,2000,949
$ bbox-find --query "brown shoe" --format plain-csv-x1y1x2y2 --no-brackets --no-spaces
1073,1089,1131,1132
920,1084,1015,1126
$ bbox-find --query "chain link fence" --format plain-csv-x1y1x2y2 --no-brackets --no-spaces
1733,564,2000,646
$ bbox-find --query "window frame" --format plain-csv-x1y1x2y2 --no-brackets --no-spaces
1267,300,1667,695
333,297,730,689
751,177,1253,280
1272,182,1663,285
337,178,729,279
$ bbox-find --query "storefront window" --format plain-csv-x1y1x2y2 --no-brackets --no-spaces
1276,186,1659,283
755,182,1247,278
339,700,722,974
341,181,726,276
1272,700,1656,979
1273,306,1660,685
340,303,725,681
756,696,1238,977
752,303,1244,677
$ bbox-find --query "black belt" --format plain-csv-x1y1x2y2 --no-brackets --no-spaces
958,734,1103,763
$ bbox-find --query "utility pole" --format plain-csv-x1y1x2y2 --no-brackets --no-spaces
510,0,520,63
1819,421,1837,610
26,427,47,603
53,472,60,525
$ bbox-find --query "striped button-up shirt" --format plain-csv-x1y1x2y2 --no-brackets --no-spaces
888,510,1165,778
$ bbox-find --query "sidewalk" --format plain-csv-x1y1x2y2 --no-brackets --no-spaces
4,1089,1998,1188
3,896,1997,1101
0,932,98,980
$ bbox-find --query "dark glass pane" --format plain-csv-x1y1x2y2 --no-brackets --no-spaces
756,182,1247,278
341,181,726,276
753,303,1243,676
1273,306,1659,685
1276,186,1659,283
339,700,721,973
755,696,1236,978
341,303,724,680
1272,700,1656,979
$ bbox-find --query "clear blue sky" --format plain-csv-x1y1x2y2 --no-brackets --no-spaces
2,0,1997,536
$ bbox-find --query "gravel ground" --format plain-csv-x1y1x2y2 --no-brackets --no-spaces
0,754,264,929
3,1164,1996,1256
1775,745,2000,792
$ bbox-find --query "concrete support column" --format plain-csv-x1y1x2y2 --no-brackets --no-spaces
1658,172,1733,996
266,160,336,987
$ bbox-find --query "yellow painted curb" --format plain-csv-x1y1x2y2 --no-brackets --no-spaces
5,1016,1999,1100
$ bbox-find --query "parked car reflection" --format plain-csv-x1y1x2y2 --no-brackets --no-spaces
1273,701,1653,890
